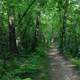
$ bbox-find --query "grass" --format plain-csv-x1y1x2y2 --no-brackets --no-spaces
70,58,80,70
63,52,80,72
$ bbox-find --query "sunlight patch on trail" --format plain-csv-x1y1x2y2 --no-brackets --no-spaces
48,44,80,80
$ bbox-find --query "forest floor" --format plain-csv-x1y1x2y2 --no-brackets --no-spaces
48,43,80,80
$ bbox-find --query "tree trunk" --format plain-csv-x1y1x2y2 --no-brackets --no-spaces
60,8,67,53
59,0,68,54
8,15,18,54
31,14,40,51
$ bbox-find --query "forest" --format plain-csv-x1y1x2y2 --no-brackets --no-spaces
0,0,80,80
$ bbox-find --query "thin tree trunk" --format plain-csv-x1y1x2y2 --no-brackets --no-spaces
8,15,18,54
31,14,40,51
61,8,67,53
59,0,68,54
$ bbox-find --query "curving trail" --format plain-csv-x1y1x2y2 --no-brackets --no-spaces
48,43,80,80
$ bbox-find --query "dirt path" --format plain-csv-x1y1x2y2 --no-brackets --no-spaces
48,44,80,80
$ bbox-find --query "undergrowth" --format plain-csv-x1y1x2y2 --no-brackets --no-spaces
63,52,80,72
0,45,49,80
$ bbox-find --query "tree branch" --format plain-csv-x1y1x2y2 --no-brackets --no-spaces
18,0,36,24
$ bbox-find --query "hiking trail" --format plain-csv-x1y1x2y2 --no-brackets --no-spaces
48,43,80,80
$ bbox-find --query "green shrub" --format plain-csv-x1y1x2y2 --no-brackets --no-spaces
23,78,32,80
70,58,80,70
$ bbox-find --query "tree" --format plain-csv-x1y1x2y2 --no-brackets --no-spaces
8,6,18,54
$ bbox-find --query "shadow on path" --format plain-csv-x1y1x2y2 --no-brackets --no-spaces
48,43,80,80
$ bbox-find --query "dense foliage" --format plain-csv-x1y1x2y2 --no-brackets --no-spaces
0,0,80,80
